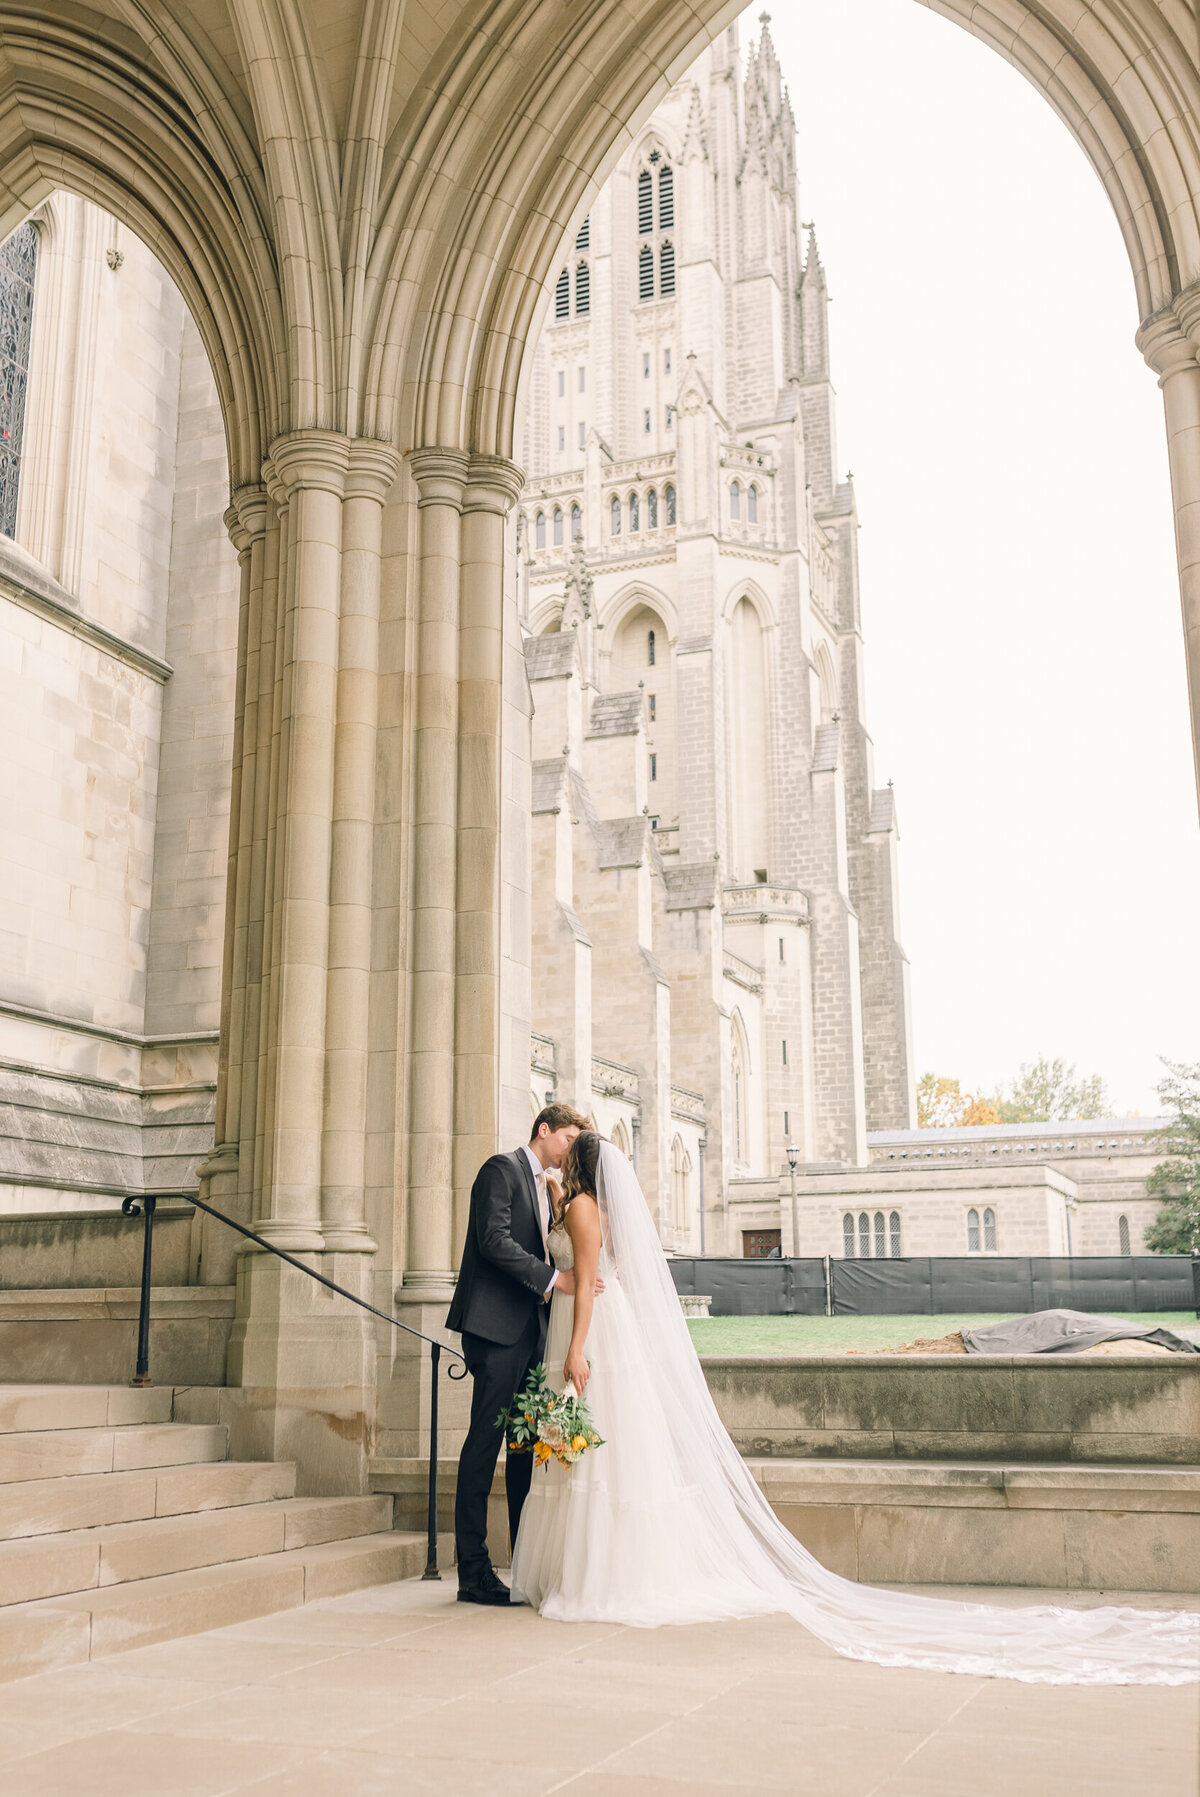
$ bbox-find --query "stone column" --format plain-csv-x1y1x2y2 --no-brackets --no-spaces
403,448,470,1301
255,430,351,1252
454,456,524,1251
1140,290,1200,804
320,441,400,1252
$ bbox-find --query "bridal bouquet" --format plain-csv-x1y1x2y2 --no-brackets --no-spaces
497,1363,605,1468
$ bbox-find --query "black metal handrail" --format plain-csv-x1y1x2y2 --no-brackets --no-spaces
121,1191,466,1580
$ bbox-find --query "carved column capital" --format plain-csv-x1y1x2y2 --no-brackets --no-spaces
344,439,401,505
407,446,470,508
1137,280,1200,381
224,482,270,556
267,429,354,501
463,453,525,515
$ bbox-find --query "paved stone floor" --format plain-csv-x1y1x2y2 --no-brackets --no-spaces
0,1578,1197,1795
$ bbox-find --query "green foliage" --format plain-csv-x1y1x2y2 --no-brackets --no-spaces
990,1056,1108,1123
1145,1060,1200,1255
496,1361,604,1466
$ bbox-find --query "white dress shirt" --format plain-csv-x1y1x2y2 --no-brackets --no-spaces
522,1143,559,1295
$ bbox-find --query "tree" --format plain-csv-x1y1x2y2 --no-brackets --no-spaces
917,1075,1000,1129
990,1057,1108,1124
1144,1060,1200,1254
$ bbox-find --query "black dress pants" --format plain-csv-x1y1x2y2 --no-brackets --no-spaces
455,1315,542,1579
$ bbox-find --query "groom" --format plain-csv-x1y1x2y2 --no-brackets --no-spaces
447,1102,592,1604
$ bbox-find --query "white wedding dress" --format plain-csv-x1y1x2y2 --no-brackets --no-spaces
510,1141,1200,1684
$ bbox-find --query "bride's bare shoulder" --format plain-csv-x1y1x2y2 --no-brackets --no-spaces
564,1191,600,1235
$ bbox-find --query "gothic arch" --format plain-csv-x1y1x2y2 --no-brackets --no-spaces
600,582,680,644
813,641,839,723
720,578,778,632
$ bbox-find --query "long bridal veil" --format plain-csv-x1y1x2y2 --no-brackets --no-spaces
594,1140,1200,1684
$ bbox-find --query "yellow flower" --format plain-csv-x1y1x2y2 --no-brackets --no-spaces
533,1441,552,1464
571,1435,587,1452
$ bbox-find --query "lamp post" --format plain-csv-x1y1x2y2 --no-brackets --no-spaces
786,1141,799,1258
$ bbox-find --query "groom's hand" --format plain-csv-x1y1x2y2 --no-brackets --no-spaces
553,1269,604,1299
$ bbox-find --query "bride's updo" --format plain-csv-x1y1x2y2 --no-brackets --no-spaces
559,1129,601,1213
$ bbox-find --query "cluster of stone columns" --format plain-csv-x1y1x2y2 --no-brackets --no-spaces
197,430,522,1488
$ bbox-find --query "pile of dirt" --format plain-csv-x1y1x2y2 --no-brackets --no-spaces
847,1332,967,1355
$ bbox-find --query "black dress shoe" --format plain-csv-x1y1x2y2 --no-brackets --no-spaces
457,1566,523,1606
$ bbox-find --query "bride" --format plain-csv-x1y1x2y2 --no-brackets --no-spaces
510,1131,1200,1685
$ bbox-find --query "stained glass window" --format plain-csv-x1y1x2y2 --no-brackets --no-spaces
0,221,38,539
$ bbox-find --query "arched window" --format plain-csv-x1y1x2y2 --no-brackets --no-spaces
647,488,658,529
610,495,621,537
658,163,674,230
873,1212,886,1258
575,215,590,251
575,261,590,316
629,491,639,532
0,220,38,539
732,1037,746,1165
672,1137,691,1231
553,507,563,546
638,244,654,302
967,1208,980,1253
1118,1213,1131,1256
730,480,741,522
889,1211,902,1258
535,511,545,550
638,169,653,234
857,1212,870,1257
748,484,759,524
554,267,570,318
665,485,676,525
983,1207,996,1252
611,1118,631,1159
570,503,582,541
660,240,675,296
647,629,656,667
842,1213,855,1257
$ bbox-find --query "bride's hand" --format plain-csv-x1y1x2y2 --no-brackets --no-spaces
554,1269,604,1298
564,1349,590,1394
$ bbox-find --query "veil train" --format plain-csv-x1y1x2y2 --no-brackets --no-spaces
595,1140,1200,1685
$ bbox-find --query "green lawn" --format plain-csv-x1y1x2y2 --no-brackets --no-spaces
685,1312,1197,1355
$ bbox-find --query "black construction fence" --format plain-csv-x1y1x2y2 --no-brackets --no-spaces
667,1255,1199,1318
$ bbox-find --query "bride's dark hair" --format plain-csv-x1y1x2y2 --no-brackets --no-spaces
558,1129,601,1216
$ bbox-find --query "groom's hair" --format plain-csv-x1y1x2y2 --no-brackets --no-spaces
530,1102,591,1141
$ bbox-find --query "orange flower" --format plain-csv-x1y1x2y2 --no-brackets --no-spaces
533,1441,552,1465
571,1435,587,1452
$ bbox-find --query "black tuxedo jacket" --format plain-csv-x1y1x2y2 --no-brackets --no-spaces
446,1148,554,1346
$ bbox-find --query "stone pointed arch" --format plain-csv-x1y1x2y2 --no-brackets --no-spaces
600,581,681,644
720,576,778,632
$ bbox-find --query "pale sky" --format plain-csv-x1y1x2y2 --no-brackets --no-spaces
759,0,1200,1116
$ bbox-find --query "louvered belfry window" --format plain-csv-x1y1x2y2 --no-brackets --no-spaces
658,164,674,230
0,221,38,539
659,240,675,296
554,267,569,318
638,244,654,302
575,215,590,251
574,261,590,316
638,169,653,235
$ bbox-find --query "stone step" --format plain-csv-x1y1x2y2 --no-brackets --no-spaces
0,1421,228,1486
0,1384,173,1435
0,1456,296,1542
0,1494,394,1606
0,1530,430,1682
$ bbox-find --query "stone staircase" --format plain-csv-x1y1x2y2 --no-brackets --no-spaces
0,1384,427,1682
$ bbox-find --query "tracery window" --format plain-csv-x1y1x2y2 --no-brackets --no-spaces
535,510,545,549
748,484,758,524
554,267,569,319
610,495,621,536
636,156,676,300
842,1213,855,1257
629,491,639,532
873,1211,886,1258
967,1208,980,1253
664,485,676,525
730,480,741,522
983,1207,996,1252
857,1211,870,1257
889,1211,902,1257
1118,1213,1131,1256
647,488,658,529
570,503,582,541
553,507,563,546
0,220,38,539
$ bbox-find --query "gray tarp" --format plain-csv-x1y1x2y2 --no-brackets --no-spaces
962,1308,1200,1355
